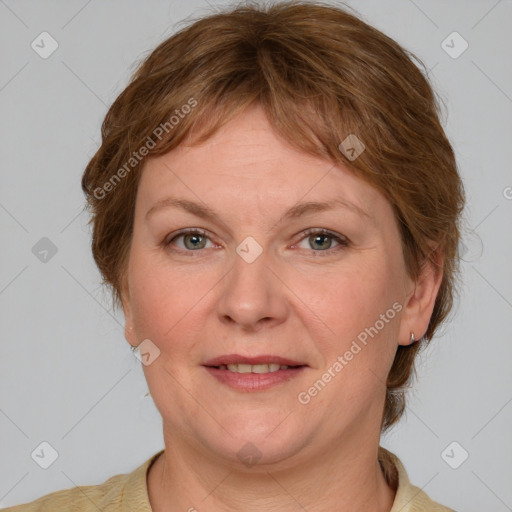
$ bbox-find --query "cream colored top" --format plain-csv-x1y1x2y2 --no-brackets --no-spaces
3,447,456,511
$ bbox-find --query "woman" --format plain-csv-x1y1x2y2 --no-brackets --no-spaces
5,0,465,510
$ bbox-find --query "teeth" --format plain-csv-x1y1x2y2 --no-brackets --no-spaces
224,363,289,373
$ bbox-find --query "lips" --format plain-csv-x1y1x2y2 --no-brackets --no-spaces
203,354,307,368
204,363,307,391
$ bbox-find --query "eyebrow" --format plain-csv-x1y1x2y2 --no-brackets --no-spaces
145,197,372,223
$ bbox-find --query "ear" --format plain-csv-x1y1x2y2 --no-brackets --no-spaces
119,278,138,348
398,246,444,346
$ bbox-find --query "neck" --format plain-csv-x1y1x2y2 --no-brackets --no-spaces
148,429,396,512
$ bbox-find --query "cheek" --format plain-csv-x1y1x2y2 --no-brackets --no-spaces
128,248,178,338
313,258,401,333
302,265,401,415
128,247,215,346
301,254,403,381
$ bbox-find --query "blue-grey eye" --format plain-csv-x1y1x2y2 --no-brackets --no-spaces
182,232,208,250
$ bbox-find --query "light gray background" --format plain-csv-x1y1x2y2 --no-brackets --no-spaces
1,0,511,510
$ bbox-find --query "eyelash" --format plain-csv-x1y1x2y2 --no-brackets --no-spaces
163,228,349,257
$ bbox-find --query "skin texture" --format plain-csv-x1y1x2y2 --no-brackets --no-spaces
122,104,443,512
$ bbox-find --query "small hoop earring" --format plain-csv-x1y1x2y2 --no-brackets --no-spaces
410,332,416,344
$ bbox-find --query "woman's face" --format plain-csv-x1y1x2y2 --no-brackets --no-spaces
122,104,436,467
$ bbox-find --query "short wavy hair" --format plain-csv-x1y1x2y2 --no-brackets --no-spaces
81,0,465,432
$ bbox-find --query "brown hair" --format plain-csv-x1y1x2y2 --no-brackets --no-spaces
81,0,465,432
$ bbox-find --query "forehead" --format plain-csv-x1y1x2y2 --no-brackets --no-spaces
137,105,391,227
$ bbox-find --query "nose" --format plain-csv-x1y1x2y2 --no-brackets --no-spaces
217,242,289,332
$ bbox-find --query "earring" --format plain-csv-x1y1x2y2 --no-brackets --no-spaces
410,332,416,344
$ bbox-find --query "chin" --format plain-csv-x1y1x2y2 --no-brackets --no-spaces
192,414,311,470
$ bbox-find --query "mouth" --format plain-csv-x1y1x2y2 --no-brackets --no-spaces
202,354,308,391
202,354,308,374
208,363,305,373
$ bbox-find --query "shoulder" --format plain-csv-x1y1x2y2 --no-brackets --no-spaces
1,451,163,512
378,446,458,512
1,471,133,512
1,473,125,512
